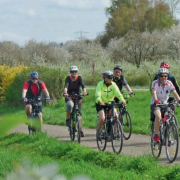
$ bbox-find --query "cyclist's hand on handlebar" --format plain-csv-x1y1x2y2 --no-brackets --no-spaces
63,93,69,98
130,92,135,97
22,97,27,102
154,99,161,104
83,92,88,96
122,101,126,105
45,97,51,103
99,101,105,106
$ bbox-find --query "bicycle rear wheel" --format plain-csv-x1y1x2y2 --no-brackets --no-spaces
76,115,81,143
96,121,107,151
165,123,179,163
151,122,162,158
111,119,123,154
121,111,132,140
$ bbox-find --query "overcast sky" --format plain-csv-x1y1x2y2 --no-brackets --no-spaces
0,0,111,46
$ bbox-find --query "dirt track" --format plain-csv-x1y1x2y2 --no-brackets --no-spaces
10,123,180,165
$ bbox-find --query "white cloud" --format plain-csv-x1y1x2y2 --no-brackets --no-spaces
55,0,94,9
0,32,30,46
27,9,36,16
100,0,111,7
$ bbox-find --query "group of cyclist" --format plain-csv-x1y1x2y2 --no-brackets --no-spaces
22,61,180,144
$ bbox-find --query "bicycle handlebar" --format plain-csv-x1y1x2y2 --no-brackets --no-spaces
68,92,89,99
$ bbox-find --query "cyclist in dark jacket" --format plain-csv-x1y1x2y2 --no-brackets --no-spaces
63,65,88,137
22,72,50,124
113,65,134,100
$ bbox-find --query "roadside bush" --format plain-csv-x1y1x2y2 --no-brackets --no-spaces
0,65,26,101
5,66,66,106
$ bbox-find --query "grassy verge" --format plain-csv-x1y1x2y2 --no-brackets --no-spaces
1,133,180,180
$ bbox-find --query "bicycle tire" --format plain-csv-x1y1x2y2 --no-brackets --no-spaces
76,115,81,143
151,122,162,158
165,123,179,163
171,114,179,130
121,111,132,140
69,119,75,141
96,121,107,151
111,119,123,154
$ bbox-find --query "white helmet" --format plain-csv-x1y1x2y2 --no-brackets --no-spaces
69,66,78,72
157,68,169,75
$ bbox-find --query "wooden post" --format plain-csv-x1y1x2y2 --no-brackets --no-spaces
92,61,95,78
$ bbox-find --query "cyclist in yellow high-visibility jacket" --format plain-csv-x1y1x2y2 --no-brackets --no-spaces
95,70,126,139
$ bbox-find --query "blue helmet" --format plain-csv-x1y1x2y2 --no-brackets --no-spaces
30,72,39,78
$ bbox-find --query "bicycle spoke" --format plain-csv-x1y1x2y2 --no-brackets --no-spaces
165,123,179,163
122,111,132,140
96,123,107,151
111,119,123,154
151,122,162,158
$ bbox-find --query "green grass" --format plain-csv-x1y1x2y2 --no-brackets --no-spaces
1,89,180,135
1,133,180,180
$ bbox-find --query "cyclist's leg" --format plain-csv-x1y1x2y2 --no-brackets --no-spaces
152,105,161,142
65,100,74,126
38,106,43,124
25,104,32,117
96,104,105,130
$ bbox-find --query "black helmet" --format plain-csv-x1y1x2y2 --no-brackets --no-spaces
113,65,122,71
103,70,114,79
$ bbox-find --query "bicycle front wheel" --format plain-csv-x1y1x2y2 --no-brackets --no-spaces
165,123,179,163
171,115,179,130
96,121,107,151
76,116,81,143
151,122,162,158
121,111,132,140
111,119,123,154
69,119,75,141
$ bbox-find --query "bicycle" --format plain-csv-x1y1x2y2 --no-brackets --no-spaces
96,100,123,154
27,97,45,134
151,100,179,163
68,93,87,143
118,103,132,140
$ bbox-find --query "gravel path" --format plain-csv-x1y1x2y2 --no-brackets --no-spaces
10,123,180,165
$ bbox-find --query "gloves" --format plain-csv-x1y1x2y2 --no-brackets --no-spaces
22,97,27,101
154,100,161,104
45,97,51,102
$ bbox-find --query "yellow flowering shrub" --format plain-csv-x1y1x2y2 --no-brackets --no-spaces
0,65,27,101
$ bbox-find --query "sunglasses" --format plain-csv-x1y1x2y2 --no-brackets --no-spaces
31,78,38,80
160,75,168,78
107,76,113,79
70,71,77,73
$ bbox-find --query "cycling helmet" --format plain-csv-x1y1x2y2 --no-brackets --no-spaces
113,65,122,72
69,66,78,72
157,68,169,75
103,70,114,79
160,61,170,69
30,72,39,78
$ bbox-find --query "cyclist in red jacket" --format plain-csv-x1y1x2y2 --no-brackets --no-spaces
22,72,50,124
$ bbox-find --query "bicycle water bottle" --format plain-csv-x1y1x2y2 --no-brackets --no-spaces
162,112,168,123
